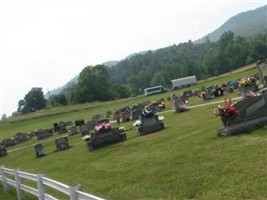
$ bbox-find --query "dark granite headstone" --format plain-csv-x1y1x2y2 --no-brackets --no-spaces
2,138,16,147
218,95,267,136
55,137,70,151
15,132,31,143
69,126,79,136
92,114,102,121
121,112,130,122
0,145,7,157
183,90,193,97
87,128,127,151
37,129,53,140
75,119,85,127
34,143,45,157
80,124,90,137
87,120,97,130
58,121,67,134
137,115,164,136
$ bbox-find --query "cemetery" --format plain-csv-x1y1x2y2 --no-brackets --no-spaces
1,63,267,200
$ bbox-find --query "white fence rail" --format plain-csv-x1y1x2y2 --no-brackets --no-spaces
0,166,104,200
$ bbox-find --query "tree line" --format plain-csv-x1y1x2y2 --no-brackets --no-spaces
13,31,267,116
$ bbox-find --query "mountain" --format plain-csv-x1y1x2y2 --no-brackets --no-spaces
46,5,267,97
195,5,267,43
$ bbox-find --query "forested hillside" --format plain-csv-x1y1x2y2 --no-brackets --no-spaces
15,5,267,116
196,5,267,43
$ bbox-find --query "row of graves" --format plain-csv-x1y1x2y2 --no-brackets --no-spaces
214,58,267,136
0,132,34,157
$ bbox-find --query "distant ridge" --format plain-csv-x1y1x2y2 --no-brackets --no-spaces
195,5,267,43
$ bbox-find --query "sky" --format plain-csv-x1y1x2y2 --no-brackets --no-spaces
1,0,267,117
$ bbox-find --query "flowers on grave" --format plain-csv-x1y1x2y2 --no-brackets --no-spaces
239,76,256,89
213,98,240,118
82,134,91,142
94,121,111,132
133,115,165,127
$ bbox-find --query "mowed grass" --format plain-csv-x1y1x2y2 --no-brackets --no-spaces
1,67,267,199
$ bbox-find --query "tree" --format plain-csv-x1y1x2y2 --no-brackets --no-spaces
17,88,47,114
1,113,7,121
50,94,68,106
74,65,111,103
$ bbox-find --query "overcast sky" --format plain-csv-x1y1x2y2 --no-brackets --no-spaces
0,0,266,117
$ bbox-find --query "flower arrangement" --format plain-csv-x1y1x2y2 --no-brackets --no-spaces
213,98,240,117
239,76,256,88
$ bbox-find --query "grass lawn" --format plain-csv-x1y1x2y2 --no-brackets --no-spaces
1,67,267,199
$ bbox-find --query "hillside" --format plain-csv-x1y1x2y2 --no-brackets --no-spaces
44,5,267,100
195,5,267,43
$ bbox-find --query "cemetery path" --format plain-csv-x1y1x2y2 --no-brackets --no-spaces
7,97,242,153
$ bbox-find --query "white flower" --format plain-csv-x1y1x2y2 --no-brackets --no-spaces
133,120,142,126
158,116,165,121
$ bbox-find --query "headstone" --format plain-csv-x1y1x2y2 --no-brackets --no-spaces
106,111,112,118
121,112,131,122
218,95,267,136
183,90,193,97
34,143,45,157
0,143,7,157
55,137,70,151
2,138,16,147
92,114,102,121
53,123,59,132
137,115,164,136
75,119,85,126
87,120,97,130
15,132,31,143
37,129,53,140
69,126,79,136
87,127,127,151
58,121,67,134
79,124,90,137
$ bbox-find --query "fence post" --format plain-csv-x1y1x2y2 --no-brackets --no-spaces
14,168,24,200
0,166,9,191
37,174,45,200
69,184,81,200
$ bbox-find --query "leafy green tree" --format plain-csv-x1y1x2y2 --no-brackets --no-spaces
50,94,68,106
111,84,131,99
17,88,47,114
74,65,111,103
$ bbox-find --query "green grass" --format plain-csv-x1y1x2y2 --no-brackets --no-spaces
1,67,267,199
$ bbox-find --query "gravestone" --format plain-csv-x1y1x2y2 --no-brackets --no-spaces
15,132,31,143
131,110,142,120
106,111,112,118
69,126,79,136
0,144,7,157
37,129,53,140
121,112,131,122
87,120,97,130
34,143,45,157
218,94,267,136
137,115,164,136
173,95,189,113
2,138,16,147
80,124,90,137
75,119,84,126
87,127,127,151
58,121,67,134
183,90,193,97
92,114,102,121
55,137,70,151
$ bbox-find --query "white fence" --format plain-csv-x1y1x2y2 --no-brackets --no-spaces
0,166,104,200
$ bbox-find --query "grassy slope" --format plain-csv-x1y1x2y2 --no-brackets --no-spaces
1,66,267,200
